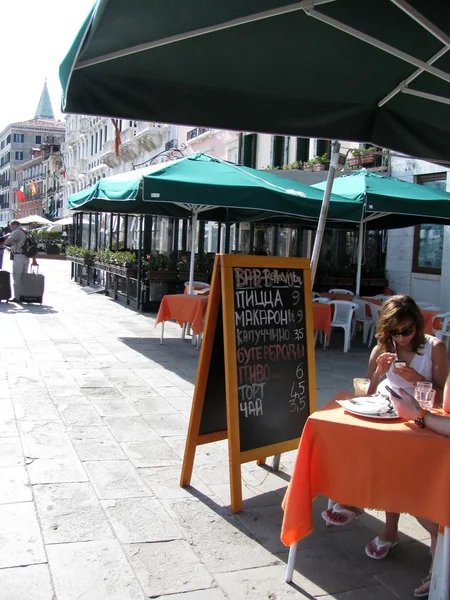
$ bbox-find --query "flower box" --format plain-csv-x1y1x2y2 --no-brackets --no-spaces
348,157,362,168
361,153,377,165
177,271,210,283
94,262,137,277
146,270,178,282
68,256,94,266
313,163,327,171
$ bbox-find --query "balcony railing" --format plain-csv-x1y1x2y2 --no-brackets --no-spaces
186,127,212,142
165,139,178,151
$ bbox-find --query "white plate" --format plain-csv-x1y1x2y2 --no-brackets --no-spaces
337,398,399,420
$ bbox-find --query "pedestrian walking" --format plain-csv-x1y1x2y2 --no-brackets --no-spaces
0,220,35,302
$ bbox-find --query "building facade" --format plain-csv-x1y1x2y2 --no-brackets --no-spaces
0,82,65,225
387,158,450,311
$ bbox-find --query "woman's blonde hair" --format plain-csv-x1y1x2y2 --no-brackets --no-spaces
376,295,425,354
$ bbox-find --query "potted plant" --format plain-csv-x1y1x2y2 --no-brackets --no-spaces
348,148,362,168
66,245,95,265
109,250,138,277
314,153,329,171
144,252,177,281
176,251,213,283
361,146,377,165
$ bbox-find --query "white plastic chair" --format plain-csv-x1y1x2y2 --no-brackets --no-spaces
433,311,450,338
313,297,330,304
328,288,355,296
440,317,450,350
327,301,358,352
184,281,211,295
367,303,382,347
352,298,374,344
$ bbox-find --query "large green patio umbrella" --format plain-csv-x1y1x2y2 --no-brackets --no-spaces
69,153,361,290
60,0,450,162
314,170,450,294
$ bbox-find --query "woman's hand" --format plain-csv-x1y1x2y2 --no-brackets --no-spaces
375,352,397,377
393,364,421,383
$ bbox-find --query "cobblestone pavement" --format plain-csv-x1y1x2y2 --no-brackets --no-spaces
0,259,430,600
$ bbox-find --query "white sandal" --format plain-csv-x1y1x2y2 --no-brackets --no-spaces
321,503,364,526
365,536,398,560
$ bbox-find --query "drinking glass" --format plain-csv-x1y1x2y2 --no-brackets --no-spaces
353,378,370,396
414,382,435,409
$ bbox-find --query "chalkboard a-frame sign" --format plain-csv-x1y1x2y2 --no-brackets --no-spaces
180,254,316,512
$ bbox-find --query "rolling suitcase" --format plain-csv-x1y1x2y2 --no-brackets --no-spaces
0,270,11,302
20,266,45,304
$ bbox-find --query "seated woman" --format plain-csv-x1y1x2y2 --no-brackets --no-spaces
322,295,448,569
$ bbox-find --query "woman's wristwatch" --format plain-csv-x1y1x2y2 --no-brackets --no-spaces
415,409,429,429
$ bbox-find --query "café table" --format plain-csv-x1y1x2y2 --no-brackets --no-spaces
155,294,209,344
281,392,450,598
322,292,355,302
362,297,439,335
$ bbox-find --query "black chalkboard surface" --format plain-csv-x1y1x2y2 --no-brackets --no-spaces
232,266,310,452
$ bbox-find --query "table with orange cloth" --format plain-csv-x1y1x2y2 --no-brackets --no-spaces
312,303,332,340
362,298,439,334
281,392,450,596
321,292,355,302
155,294,209,335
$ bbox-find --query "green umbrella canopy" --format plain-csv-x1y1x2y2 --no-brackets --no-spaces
60,0,450,162
314,170,450,229
69,153,362,224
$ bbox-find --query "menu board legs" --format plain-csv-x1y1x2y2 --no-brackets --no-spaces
181,255,316,513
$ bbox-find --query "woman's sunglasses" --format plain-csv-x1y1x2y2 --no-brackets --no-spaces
390,324,415,338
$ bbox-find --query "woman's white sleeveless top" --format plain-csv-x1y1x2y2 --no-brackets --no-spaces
378,334,435,395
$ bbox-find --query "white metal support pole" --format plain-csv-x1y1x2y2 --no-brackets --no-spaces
355,217,364,296
429,527,450,600
285,543,298,582
310,141,340,285
188,211,198,294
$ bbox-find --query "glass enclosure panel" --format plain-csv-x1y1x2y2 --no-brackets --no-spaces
111,215,118,250
152,217,173,254
81,214,90,248
90,214,96,250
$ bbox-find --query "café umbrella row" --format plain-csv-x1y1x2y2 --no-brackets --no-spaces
69,153,450,294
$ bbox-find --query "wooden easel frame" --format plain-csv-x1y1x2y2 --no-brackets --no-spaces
181,254,316,512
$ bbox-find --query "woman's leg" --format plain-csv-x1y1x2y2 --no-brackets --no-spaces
413,519,438,596
366,512,399,558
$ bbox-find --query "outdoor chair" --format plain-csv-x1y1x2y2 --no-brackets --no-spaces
184,281,211,295
312,292,322,299
352,298,374,344
440,317,450,350
327,301,359,352
328,288,354,296
433,312,450,341
313,297,330,304
367,303,383,347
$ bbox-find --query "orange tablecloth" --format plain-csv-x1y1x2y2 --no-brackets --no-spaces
155,294,209,335
312,303,332,340
322,293,355,301
281,392,450,546
361,299,439,334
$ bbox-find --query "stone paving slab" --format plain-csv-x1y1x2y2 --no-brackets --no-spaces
0,260,433,599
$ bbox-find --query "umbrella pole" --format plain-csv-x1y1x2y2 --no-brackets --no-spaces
137,215,143,311
355,218,364,296
188,211,198,294
310,141,340,286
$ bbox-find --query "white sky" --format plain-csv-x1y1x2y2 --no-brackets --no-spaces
1,0,95,131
